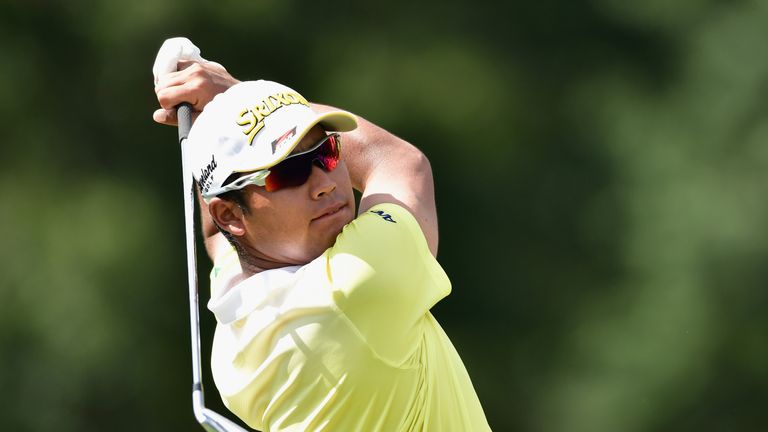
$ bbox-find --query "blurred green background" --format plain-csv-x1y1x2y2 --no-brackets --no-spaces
2,0,767,431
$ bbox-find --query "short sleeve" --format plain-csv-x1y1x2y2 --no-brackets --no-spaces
326,203,451,364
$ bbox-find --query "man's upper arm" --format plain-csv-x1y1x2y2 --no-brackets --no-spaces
357,148,439,257
328,203,449,362
326,110,439,257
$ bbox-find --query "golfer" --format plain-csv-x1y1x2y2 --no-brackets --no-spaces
154,58,490,431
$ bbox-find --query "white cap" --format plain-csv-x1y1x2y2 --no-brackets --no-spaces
187,80,357,199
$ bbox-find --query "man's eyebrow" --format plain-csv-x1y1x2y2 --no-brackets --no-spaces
290,141,310,155
293,134,322,154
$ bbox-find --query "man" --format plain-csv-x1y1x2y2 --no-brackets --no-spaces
154,57,490,431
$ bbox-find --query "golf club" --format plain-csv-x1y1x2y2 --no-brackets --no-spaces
178,102,251,432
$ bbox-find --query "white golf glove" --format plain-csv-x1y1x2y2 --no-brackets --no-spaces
152,37,208,83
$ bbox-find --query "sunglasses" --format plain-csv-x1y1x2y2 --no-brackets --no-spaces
212,133,342,196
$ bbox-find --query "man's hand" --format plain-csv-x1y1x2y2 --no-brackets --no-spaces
154,60,240,126
151,37,238,125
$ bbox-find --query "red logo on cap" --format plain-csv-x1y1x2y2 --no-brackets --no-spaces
271,126,297,154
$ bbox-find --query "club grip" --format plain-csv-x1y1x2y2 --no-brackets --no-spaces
177,102,194,144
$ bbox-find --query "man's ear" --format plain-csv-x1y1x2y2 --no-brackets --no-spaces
208,197,246,236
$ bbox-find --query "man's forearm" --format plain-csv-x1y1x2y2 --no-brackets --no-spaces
311,103,428,193
195,187,227,260
196,188,218,240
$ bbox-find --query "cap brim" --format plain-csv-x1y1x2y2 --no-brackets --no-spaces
233,110,358,173
313,110,358,134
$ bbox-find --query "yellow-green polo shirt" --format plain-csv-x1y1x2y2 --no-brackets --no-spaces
207,203,490,431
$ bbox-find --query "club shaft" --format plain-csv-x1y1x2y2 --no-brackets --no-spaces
178,103,206,412
178,104,250,432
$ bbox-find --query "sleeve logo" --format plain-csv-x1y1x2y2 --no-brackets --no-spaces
370,210,397,223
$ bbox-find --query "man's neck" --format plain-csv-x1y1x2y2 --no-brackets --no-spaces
236,245,299,277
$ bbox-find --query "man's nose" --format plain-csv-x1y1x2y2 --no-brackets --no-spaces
308,165,337,199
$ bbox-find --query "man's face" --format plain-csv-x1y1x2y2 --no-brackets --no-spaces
236,126,356,265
